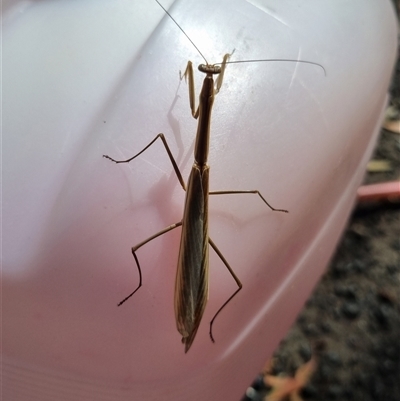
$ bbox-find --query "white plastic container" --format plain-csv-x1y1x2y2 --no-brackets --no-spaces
3,0,397,400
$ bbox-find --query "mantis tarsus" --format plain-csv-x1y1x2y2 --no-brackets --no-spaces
104,0,325,353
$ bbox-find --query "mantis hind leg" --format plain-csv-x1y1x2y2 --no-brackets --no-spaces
208,237,242,343
117,222,183,306
104,136,187,306
207,189,287,342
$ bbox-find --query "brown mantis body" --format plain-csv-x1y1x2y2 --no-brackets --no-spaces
104,54,288,352
104,0,324,353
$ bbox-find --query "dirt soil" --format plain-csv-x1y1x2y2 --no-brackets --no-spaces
242,23,400,401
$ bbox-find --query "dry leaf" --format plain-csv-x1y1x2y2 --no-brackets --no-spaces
264,359,316,401
367,160,392,173
383,119,400,134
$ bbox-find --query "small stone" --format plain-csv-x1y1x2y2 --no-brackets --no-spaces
341,302,361,319
387,263,399,274
299,343,312,361
327,384,343,399
334,284,357,299
303,323,319,336
325,351,342,367
374,305,391,327
352,259,368,273
320,321,332,333
244,387,256,400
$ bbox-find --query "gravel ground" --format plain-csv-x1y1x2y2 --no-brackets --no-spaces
242,18,400,401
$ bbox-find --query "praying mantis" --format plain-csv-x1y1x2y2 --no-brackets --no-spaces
104,0,325,353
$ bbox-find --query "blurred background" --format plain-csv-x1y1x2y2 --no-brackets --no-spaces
243,5,400,401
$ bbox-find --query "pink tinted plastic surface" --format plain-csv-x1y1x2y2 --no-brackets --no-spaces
3,0,397,400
